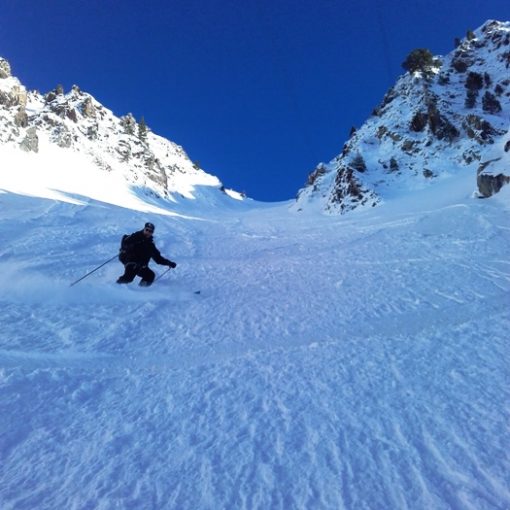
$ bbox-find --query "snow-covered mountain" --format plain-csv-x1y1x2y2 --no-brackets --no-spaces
1,25,509,510
295,20,510,214
0,56,243,205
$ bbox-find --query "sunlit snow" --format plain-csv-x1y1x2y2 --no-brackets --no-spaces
0,150,509,509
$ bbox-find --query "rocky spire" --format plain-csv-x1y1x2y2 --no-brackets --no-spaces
0,57,12,79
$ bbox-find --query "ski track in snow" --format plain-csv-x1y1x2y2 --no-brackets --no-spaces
0,185,509,509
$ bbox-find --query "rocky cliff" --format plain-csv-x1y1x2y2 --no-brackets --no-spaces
0,57,227,201
295,20,510,214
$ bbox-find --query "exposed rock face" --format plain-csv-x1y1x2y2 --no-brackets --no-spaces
14,107,28,128
477,143,510,197
0,58,11,79
329,165,378,213
0,84,27,108
295,20,510,214
81,97,96,118
20,127,39,152
306,164,327,188
477,170,510,197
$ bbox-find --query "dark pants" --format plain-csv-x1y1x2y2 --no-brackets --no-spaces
117,263,155,286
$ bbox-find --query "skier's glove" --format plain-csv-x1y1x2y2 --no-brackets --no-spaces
167,260,177,268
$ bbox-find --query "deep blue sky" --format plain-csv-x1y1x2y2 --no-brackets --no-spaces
1,1,508,201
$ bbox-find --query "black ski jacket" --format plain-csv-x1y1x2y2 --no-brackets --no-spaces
120,230,171,267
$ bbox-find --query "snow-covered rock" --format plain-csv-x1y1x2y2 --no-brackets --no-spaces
476,125,510,197
295,20,510,214
0,57,11,78
0,57,233,204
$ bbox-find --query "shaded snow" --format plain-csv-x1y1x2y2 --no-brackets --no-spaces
0,162,509,508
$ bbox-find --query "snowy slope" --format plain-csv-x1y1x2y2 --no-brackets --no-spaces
295,20,510,214
1,158,509,509
0,56,242,205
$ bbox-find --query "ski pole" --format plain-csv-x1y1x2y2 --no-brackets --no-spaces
154,267,172,283
70,254,119,287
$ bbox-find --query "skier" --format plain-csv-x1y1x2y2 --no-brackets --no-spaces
117,222,176,287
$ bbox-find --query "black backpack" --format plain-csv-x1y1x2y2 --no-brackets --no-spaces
119,234,130,264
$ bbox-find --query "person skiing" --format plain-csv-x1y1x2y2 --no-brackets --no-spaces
117,222,176,287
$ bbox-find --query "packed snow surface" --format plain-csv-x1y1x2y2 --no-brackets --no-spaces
0,162,509,509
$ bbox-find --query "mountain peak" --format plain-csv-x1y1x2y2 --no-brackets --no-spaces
294,20,510,214
0,58,240,206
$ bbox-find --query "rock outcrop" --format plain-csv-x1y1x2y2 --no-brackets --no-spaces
0,57,225,201
295,20,510,213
